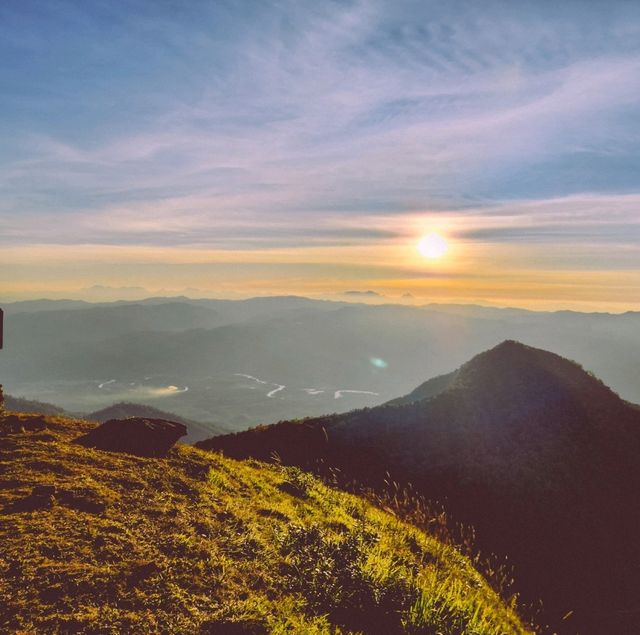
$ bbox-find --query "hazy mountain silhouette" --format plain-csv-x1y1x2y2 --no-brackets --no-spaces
199,341,640,633
4,296,640,432
4,394,66,416
384,370,457,406
2,299,92,314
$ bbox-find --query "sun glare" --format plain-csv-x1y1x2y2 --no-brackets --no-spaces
418,233,448,259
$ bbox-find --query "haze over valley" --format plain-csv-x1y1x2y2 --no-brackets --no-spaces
3,296,640,442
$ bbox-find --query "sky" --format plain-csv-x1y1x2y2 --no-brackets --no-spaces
1,0,640,310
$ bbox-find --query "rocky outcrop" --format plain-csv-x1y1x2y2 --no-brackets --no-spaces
0,414,48,435
3,485,107,515
75,417,187,458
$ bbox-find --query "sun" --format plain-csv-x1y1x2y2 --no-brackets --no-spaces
418,233,448,259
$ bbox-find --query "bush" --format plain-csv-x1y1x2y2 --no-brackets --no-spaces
278,467,316,499
279,524,419,634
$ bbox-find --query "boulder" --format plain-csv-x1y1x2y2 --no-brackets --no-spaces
3,485,108,515
0,414,48,435
57,487,107,514
199,619,268,635
75,417,187,458
4,485,57,513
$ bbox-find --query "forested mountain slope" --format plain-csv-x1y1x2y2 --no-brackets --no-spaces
200,341,640,633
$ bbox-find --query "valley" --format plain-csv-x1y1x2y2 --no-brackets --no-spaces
2,297,640,442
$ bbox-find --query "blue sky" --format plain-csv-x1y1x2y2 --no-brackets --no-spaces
1,0,639,307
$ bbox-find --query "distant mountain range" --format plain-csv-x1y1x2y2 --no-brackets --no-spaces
4,394,66,416
2,296,640,436
198,341,640,633
4,395,226,443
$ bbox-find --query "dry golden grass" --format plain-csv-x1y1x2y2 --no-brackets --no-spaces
0,412,531,634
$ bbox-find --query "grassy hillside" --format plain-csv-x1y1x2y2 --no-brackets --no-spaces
0,412,528,634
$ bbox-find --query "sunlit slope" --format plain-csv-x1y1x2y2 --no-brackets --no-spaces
0,413,528,634
200,341,640,632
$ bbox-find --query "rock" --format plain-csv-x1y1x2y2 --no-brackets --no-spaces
4,485,57,513
0,414,48,435
31,433,57,443
278,480,309,499
32,485,57,497
127,561,160,587
74,417,187,458
57,488,107,514
3,484,107,515
199,619,268,635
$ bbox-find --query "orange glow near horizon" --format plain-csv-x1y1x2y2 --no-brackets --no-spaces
1,238,640,313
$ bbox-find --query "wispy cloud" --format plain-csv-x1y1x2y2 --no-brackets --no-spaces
1,0,640,306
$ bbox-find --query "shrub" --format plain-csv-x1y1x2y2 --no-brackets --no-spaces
279,523,419,634
278,467,316,499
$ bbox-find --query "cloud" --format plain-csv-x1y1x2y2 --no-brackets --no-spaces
1,1,640,308
343,290,381,296
2,1,640,249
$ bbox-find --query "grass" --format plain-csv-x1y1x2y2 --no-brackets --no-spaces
0,412,531,634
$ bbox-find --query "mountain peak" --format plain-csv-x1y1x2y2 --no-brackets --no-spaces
468,339,556,365
386,340,599,409
489,339,532,353
458,339,546,375
452,339,610,401
388,340,615,412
